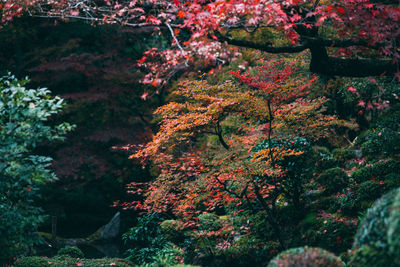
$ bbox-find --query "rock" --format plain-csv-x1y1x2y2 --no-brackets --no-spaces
100,212,120,240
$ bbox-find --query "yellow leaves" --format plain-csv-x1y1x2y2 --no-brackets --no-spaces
273,97,358,143
251,147,304,163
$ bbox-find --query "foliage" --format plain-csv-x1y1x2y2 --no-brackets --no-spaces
353,188,400,251
332,148,355,163
350,159,400,184
0,17,160,237
0,74,73,262
15,256,133,267
356,181,382,202
267,246,345,267
361,129,400,159
122,213,175,265
348,243,394,267
317,168,348,194
11,0,399,83
387,190,400,261
56,246,84,258
160,220,186,244
198,213,222,232
139,246,184,267
2,1,400,264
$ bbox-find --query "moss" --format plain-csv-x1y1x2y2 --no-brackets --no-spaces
268,247,345,267
15,257,51,267
57,245,84,258
332,148,355,162
388,191,400,261
198,213,222,231
353,188,400,248
348,244,395,267
356,181,382,201
15,256,133,267
160,219,186,243
351,159,400,183
318,168,348,194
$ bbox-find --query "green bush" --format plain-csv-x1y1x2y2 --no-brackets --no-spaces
267,246,345,267
353,188,400,248
198,213,222,231
140,246,184,267
0,74,73,263
351,159,400,183
57,246,84,258
332,148,355,163
348,243,394,267
361,128,400,158
160,220,186,244
314,147,338,171
356,181,382,202
388,190,400,260
15,256,133,267
318,168,348,194
383,173,400,191
123,213,172,265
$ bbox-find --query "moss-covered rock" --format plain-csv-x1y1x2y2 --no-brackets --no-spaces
388,190,400,261
267,246,345,267
352,188,400,266
198,213,222,231
15,256,133,267
332,148,355,163
356,180,382,201
318,168,348,194
351,159,400,183
160,219,186,243
353,188,400,248
57,245,85,258
348,243,394,267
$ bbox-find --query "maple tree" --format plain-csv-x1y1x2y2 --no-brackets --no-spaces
2,0,399,86
121,61,357,249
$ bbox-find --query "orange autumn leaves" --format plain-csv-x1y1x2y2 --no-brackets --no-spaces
126,61,356,219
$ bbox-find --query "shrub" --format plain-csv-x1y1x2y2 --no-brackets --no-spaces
388,190,400,260
351,159,400,183
57,246,84,258
356,181,382,202
140,246,184,267
267,246,345,267
198,213,222,231
160,220,186,244
314,147,338,171
383,173,400,191
348,243,394,267
123,213,170,264
0,74,73,263
361,128,400,158
332,148,355,163
353,188,400,248
15,256,50,267
317,168,348,194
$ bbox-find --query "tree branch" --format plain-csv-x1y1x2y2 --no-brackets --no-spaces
213,32,308,54
304,36,382,49
311,56,397,77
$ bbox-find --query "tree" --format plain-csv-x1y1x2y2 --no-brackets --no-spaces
123,61,357,249
0,74,73,263
4,0,399,84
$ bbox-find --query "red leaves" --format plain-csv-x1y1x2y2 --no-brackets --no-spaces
177,10,185,19
174,0,181,7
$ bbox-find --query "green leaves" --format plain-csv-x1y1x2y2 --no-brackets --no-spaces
0,74,73,263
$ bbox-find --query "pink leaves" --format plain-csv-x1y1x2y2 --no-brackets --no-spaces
357,100,366,107
141,92,149,100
